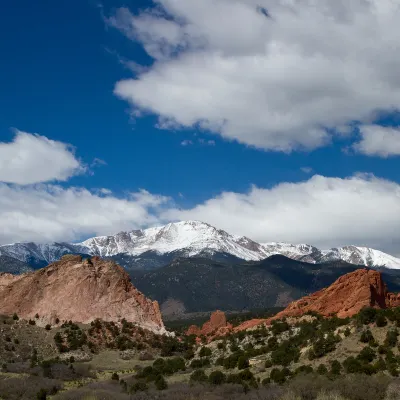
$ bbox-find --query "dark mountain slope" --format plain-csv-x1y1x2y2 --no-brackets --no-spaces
132,255,400,316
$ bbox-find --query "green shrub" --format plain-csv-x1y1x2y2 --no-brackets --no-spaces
237,356,249,370
360,329,374,343
155,375,168,390
208,370,226,385
130,381,148,392
265,359,273,368
317,364,328,375
343,356,362,373
45,324,51,331
12,313,19,321
190,358,210,369
357,346,376,363
357,307,377,325
384,329,398,348
270,368,289,384
376,315,387,328
36,389,47,400
309,333,339,360
199,346,212,357
190,369,207,382
295,365,314,375
330,360,342,375
111,372,119,381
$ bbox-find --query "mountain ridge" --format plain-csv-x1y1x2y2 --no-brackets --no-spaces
1,220,400,273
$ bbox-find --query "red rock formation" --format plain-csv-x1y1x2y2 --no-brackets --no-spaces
0,255,167,334
186,310,233,337
235,269,400,331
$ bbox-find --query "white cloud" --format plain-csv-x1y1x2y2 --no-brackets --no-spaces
164,174,400,255
0,131,84,184
180,140,193,146
353,125,400,157
0,184,170,244
2,172,400,255
110,0,400,152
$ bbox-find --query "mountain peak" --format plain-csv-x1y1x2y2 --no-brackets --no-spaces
1,221,400,271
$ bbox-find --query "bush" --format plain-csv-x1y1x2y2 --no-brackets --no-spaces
111,372,119,381
237,356,249,370
376,315,388,328
29,319,36,325
265,359,273,368
208,370,226,385
295,365,314,375
12,313,19,321
330,360,342,375
155,375,168,390
199,346,212,357
270,368,289,384
358,346,376,363
309,333,339,360
36,389,47,400
190,369,207,382
360,329,374,343
45,324,51,331
130,381,148,392
384,330,398,348
343,356,362,373
317,364,328,375
357,307,377,325
190,358,210,369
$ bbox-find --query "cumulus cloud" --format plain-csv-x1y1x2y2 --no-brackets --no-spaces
0,131,84,184
110,0,400,152
353,125,400,157
0,184,170,244
164,174,400,255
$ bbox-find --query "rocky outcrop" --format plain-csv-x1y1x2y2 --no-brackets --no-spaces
0,255,167,334
235,269,400,331
187,310,233,337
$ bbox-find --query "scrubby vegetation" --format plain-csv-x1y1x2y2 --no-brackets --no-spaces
2,307,400,399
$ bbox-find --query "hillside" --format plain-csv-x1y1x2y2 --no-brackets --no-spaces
132,255,400,318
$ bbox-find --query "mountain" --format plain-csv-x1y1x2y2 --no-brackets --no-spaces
1,220,400,273
131,255,400,318
0,254,167,334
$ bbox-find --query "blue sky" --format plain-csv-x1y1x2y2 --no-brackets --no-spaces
1,0,400,254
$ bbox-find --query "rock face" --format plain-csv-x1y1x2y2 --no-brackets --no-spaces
235,269,400,331
0,255,167,334
187,310,232,337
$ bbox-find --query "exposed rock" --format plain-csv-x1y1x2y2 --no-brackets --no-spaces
186,310,233,337
236,268,400,331
0,256,167,334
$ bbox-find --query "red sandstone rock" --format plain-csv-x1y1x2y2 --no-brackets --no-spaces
186,310,233,337
235,269,400,331
0,255,167,334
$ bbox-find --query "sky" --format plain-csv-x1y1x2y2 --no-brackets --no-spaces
1,0,400,254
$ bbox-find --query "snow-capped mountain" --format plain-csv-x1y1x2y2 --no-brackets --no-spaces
0,242,90,269
317,246,400,269
80,221,269,261
1,220,400,272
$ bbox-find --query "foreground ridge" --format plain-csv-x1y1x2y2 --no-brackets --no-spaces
0,255,167,334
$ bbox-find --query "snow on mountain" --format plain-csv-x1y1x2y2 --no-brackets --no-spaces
80,221,269,261
1,220,400,271
261,242,320,262
0,242,89,268
319,246,400,269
